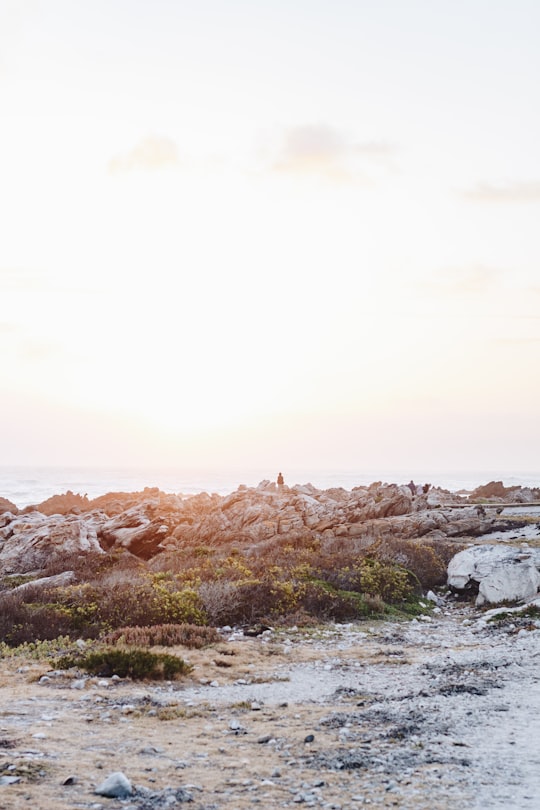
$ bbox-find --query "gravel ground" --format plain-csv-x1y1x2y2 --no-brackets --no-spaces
1,600,539,809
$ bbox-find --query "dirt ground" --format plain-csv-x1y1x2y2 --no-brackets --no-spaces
1,602,539,810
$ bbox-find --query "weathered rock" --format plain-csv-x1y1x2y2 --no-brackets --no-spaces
471,481,511,500
23,490,90,516
7,570,76,594
424,487,467,509
0,497,17,515
447,544,540,605
0,512,104,574
94,771,132,798
98,504,174,558
470,481,540,503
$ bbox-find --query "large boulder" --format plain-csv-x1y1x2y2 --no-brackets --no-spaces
0,512,104,574
447,544,540,606
97,496,187,558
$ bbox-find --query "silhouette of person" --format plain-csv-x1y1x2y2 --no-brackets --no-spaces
277,472,284,486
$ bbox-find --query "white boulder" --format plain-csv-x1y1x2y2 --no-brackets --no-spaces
448,544,540,606
94,771,132,798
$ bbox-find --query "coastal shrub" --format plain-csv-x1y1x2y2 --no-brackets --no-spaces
366,537,459,588
0,576,209,645
197,575,389,625
198,580,247,625
0,590,78,645
0,574,38,592
149,547,240,584
0,636,79,660
42,550,132,579
102,623,220,648
51,580,208,631
57,647,191,680
213,579,277,625
317,563,364,593
298,581,363,621
357,559,413,603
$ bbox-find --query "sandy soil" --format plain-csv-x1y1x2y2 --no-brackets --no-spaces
1,602,539,810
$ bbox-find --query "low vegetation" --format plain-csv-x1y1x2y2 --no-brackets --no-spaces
0,532,455,646
102,623,221,648
57,647,191,680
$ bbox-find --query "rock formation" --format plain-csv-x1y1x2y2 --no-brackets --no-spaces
0,480,537,582
0,511,104,574
470,480,540,502
0,497,18,515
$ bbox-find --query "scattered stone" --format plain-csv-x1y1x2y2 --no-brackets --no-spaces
130,785,193,805
228,719,247,735
94,771,132,798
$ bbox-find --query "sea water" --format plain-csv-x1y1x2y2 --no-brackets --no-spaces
1,466,540,510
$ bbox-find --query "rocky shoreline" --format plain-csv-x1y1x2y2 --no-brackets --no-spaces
1,479,540,807
1,479,538,577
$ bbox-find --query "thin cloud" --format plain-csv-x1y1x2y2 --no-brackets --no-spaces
17,338,60,363
271,124,396,181
108,136,180,174
494,336,540,344
418,265,499,296
0,268,97,295
463,181,540,203
0,268,51,292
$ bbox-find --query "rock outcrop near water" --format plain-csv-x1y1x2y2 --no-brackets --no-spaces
470,480,540,502
0,481,536,585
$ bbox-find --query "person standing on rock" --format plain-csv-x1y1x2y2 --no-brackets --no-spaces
277,472,284,488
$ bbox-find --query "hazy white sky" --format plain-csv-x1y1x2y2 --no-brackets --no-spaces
1,0,539,472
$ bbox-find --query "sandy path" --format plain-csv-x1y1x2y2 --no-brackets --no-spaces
0,603,539,809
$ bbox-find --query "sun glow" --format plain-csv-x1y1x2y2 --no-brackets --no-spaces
1,1,540,471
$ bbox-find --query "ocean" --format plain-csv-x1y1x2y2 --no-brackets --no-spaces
1,466,540,510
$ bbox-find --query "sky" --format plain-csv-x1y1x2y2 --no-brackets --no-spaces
1,0,540,474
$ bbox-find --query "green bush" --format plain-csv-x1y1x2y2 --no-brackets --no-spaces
57,647,192,680
366,537,458,589
0,636,77,660
357,559,413,603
